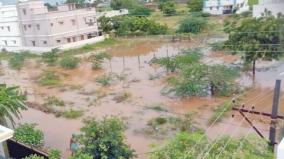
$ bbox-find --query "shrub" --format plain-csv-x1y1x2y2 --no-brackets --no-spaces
96,74,112,86
78,116,135,158
44,96,65,107
13,123,44,147
62,109,84,119
113,91,131,103
130,6,152,16
69,152,93,159
24,155,44,159
48,149,61,159
60,56,80,69
160,1,176,16
177,16,207,34
38,71,60,86
42,49,59,66
9,53,26,70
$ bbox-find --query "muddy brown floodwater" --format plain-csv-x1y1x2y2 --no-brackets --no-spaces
1,39,283,159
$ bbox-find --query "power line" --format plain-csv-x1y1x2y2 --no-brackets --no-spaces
199,90,272,159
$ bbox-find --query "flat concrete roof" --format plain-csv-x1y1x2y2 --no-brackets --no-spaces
0,125,13,143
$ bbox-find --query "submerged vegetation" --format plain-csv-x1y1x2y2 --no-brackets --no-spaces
38,71,61,86
154,49,239,97
59,56,80,69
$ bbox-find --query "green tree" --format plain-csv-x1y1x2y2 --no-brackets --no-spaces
13,123,44,147
159,1,176,16
187,0,203,12
177,16,207,34
0,84,27,125
24,155,44,159
130,6,152,16
98,16,113,33
225,15,284,76
110,0,138,10
150,132,274,159
78,116,135,159
69,151,93,159
48,149,61,159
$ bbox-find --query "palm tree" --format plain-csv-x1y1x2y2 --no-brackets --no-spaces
0,84,27,126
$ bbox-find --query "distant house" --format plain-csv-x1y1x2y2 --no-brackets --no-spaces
253,0,284,17
203,0,249,15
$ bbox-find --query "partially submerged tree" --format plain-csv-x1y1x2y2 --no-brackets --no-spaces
78,116,135,159
225,15,284,76
0,84,27,125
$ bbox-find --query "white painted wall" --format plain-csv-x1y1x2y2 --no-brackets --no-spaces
203,0,249,15
253,1,284,17
278,138,284,159
0,5,22,48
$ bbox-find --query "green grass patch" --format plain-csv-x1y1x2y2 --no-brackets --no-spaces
38,71,60,86
59,56,80,69
62,109,84,119
44,96,65,107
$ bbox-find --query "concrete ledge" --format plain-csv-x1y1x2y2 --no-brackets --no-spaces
0,125,13,143
278,138,284,159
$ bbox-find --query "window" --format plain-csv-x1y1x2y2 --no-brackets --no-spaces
56,40,61,43
7,26,10,32
23,25,27,31
0,26,3,30
217,6,219,10
58,21,64,25
23,9,26,15
71,19,76,25
81,35,84,40
72,37,76,42
32,41,35,46
28,24,31,28
67,38,71,43
50,23,53,27
12,40,16,44
43,41,47,45
36,24,40,30
210,7,213,10
3,40,7,46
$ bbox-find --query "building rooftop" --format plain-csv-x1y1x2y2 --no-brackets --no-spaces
0,125,13,143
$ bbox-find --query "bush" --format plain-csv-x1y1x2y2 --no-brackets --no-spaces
38,71,60,86
9,53,26,70
59,56,80,69
159,1,176,16
24,155,44,159
13,123,44,147
48,149,61,159
177,16,207,34
130,6,152,16
113,91,131,103
96,74,112,86
44,96,65,107
42,49,59,66
78,116,135,159
69,152,93,159
62,109,84,119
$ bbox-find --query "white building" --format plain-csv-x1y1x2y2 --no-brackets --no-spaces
0,4,22,50
203,0,249,15
253,0,284,18
278,138,284,159
0,125,13,158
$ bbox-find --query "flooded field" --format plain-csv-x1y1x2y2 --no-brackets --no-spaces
1,38,283,158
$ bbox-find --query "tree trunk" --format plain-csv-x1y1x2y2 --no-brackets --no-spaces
252,60,256,77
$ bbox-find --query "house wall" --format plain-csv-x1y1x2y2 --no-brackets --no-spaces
18,0,99,48
253,0,284,17
203,0,249,15
0,5,22,49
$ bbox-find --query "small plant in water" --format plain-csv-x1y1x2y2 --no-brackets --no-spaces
38,71,60,86
113,91,131,103
62,109,84,119
44,96,65,107
96,74,112,86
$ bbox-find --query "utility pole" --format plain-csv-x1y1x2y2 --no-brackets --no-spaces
269,79,281,151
